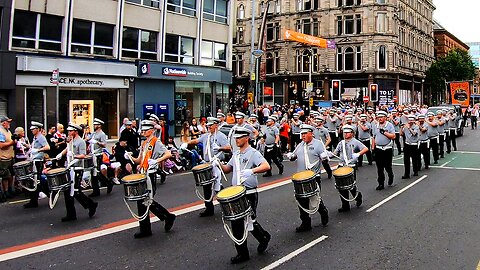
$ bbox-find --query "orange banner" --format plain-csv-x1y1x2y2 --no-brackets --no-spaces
450,81,470,107
283,29,336,49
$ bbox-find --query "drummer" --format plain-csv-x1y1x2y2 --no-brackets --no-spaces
88,118,113,197
215,127,271,264
330,124,368,212
55,123,98,222
313,117,333,179
127,120,176,238
24,121,50,208
286,124,329,232
181,117,230,217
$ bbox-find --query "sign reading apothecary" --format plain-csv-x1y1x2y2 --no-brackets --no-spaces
17,75,130,89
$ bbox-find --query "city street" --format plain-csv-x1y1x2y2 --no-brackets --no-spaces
0,130,479,270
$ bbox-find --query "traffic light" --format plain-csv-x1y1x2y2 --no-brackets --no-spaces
332,80,341,101
370,83,378,102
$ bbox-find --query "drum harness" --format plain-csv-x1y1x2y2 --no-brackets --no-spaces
18,148,40,192
336,140,359,202
295,142,322,215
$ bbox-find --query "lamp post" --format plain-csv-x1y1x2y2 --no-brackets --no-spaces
252,49,264,107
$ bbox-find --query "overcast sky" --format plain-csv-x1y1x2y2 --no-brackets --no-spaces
433,0,479,43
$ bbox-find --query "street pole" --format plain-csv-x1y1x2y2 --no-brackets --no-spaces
309,49,312,113
250,0,256,108
255,57,260,105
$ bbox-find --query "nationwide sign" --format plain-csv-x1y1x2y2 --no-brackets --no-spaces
283,29,336,49
162,67,187,77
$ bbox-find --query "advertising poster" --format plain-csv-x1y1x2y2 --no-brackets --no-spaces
69,100,94,131
450,81,470,107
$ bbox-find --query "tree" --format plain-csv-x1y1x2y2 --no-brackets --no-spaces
425,48,476,105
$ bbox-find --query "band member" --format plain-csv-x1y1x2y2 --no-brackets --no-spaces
127,120,176,238
228,112,258,152
24,121,50,208
215,127,271,264
356,114,373,166
181,117,230,217
417,114,430,169
249,114,260,131
55,123,98,222
149,114,162,139
400,115,420,179
217,113,226,129
88,118,113,197
286,124,329,231
263,116,284,177
313,117,332,178
372,110,396,190
331,124,367,212
436,110,446,158
390,110,402,155
290,113,302,151
446,109,457,152
325,110,339,150
426,112,439,164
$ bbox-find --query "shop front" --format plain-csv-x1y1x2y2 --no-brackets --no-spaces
136,62,232,135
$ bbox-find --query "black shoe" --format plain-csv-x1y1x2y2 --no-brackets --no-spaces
295,223,312,232
401,175,410,179
388,177,394,186
199,210,214,217
446,151,451,154
160,173,166,184
262,173,272,177
230,254,250,264
164,214,176,232
398,151,402,155
376,185,385,190
89,202,98,218
413,172,418,176
23,202,39,208
279,166,284,175
134,231,152,239
440,155,444,158
320,208,329,226
434,161,438,164
88,191,100,198
327,172,332,179
338,207,351,213
107,185,113,194
425,165,429,169
356,192,363,207
257,233,271,254
61,216,77,222
368,162,373,165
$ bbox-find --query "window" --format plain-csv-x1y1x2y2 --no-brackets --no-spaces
336,46,362,71
71,20,114,56
296,49,318,73
345,0,354,6
232,54,244,76
237,4,245,19
345,15,354,34
337,15,361,35
12,10,62,51
377,0,386,3
338,0,361,7
266,22,280,41
356,46,362,70
297,0,319,11
275,0,281,13
266,51,280,74
234,27,244,44
164,34,194,64
125,0,160,8
344,47,354,71
204,0,228,23
167,0,196,16
296,18,318,36
376,13,387,33
201,41,227,67
122,27,157,60
355,14,362,34
378,45,387,70
337,48,343,71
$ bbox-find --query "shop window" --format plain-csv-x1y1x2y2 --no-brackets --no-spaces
164,34,194,64
122,27,157,60
25,89,45,133
125,0,160,8
12,10,62,52
71,19,114,56
201,40,226,67
232,54,244,76
204,0,228,24
167,0,196,16
237,4,245,19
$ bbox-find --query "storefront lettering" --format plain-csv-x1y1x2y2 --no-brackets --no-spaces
50,77,104,86
162,67,187,77
187,71,204,76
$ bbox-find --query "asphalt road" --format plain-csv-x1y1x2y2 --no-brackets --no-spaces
0,129,479,270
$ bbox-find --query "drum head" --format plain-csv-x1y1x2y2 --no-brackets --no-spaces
217,185,245,199
14,160,31,166
122,174,146,182
47,168,67,175
333,166,354,177
192,163,212,171
292,170,316,181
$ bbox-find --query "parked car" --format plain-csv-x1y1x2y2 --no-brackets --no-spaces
427,105,464,136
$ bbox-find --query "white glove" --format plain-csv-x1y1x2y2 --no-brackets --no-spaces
211,159,221,168
148,159,157,166
124,152,131,160
240,169,254,179
320,152,328,159
180,143,188,149
327,151,334,158
286,152,294,160
56,153,63,160
89,139,98,144
352,153,360,160
212,145,220,152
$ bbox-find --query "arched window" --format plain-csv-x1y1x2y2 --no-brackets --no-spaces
336,48,343,71
378,45,387,70
237,4,245,19
344,47,354,71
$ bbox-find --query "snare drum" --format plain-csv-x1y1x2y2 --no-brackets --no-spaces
78,155,94,170
13,160,34,180
333,166,355,190
217,185,251,221
46,168,71,191
192,163,215,186
121,174,149,201
291,170,319,198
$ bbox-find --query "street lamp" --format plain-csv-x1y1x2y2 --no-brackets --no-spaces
252,49,264,107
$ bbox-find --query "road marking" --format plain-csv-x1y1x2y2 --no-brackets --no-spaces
260,235,328,270
366,175,428,213
440,156,457,167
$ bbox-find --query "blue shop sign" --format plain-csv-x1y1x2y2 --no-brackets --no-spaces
162,67,187,77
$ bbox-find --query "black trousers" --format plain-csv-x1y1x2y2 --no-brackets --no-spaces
138,173,172,234
404,144,420,176
419,141,430,168
280,136,288,153
337,167,359,209
358,139,373,166
429,137,439,162
438,134,445,157
394,133,402,154
322,159,332,176
231,192,270,256
28,160,50,205
91,155,113,194
290,134,301,152
374,148,394,185
264,145,283,174
297,176,327,225
202,183,214,213
471,116,477,129
328,132,338,150
64,169,96,218
446,129,456,152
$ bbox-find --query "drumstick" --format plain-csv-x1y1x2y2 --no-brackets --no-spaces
125,152,135,164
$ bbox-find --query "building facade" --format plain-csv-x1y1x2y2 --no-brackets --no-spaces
433,20,469,59
7,0,233,137
232,0,435,107
0,0,15,118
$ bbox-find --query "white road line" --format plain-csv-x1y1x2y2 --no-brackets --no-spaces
440,156,458,167
392,163,480,172
260,235,328,270
366,175,428,213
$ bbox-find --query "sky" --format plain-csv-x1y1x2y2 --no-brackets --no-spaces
433,0,480,43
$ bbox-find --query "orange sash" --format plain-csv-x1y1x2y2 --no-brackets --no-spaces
140,136,157,172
